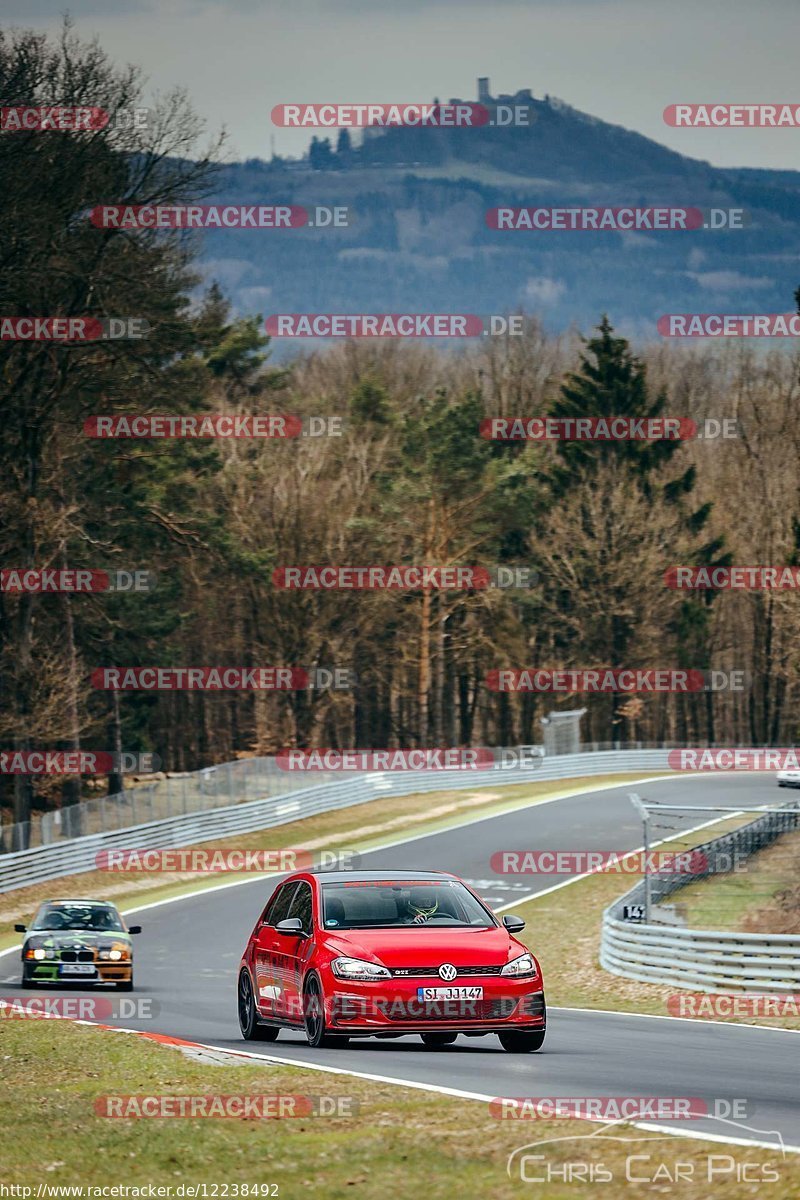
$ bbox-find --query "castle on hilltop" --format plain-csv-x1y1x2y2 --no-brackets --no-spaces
475,77,536,108
305,78,548,165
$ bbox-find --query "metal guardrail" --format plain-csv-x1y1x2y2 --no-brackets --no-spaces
601,922,800,993
0,740,722,853
0,748,674,893
601,803,800,994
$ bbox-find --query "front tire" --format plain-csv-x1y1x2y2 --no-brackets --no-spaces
21,966,36,989
238,970,280,1041
117,974,134,992
499,1028,546,1053
303,975,349,1048
420,1032,458,1048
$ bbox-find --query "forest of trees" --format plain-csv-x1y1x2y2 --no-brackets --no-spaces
3,25,800,841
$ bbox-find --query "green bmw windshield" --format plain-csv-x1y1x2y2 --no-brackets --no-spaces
31,902,125,933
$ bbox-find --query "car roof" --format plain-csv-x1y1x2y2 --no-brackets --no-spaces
312,869,459,883
45,898,118,906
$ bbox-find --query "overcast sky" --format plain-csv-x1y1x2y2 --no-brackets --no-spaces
5,0,800,169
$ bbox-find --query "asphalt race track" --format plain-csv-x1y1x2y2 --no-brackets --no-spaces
3,775,798,1151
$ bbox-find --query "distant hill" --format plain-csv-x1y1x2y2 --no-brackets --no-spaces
199,80,800,350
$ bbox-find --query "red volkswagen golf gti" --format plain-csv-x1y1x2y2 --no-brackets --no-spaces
237,869,546,1052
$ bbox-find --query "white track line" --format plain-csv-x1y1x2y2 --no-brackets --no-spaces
493,809,742,911
101,1025,800,1155
549,1006,800,1035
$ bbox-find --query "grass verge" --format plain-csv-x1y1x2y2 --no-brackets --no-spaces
677,828,800,934
0,1017,796,1196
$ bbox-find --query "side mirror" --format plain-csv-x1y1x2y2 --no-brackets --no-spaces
275,918,306,937
127,925,142,935
14,924,26,933
503,914,526,933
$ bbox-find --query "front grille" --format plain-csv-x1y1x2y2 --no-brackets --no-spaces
383,998,518,1022
389,964,504,978
59,950,95,962
330,993,535,1025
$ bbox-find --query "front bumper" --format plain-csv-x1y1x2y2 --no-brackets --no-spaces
25,960,132,984
320,970,546,1034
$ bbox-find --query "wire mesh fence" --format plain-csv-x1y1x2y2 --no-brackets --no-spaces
611,797,800,932
0,758,339,853
0,739,754,854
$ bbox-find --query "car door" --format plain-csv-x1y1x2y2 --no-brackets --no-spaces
278,880,314,1023
254,881,298,1018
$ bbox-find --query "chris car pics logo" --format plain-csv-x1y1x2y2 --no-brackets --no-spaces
507,1117,785,1185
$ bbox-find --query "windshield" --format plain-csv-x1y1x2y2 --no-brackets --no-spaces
321,880,495,929
31,902,125,933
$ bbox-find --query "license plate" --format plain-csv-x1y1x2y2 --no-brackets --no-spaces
417,986,483,1001
60,964,96,976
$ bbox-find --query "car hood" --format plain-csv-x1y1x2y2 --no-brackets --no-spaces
25,930,131,950
322,924,519,968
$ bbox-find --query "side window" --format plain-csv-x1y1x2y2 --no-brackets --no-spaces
263,882,298,926
286,882,313,934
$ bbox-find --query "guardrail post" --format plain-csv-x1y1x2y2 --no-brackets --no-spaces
629,793,651,922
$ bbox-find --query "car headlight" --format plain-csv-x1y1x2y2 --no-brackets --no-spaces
32,948,47,961
99,948,128,961
331,956,390,981
501,952,537,977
